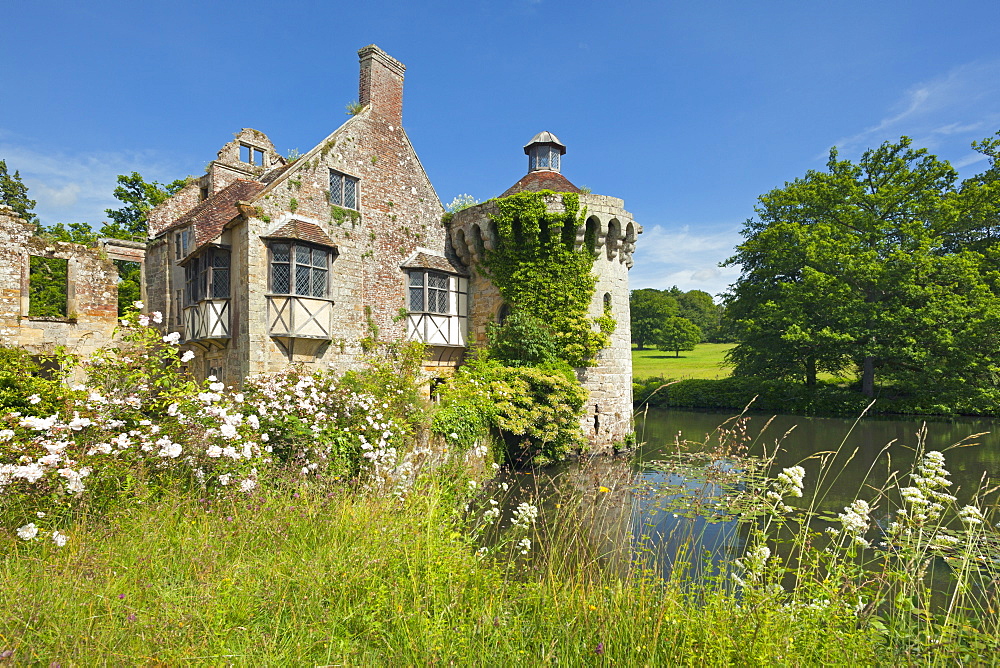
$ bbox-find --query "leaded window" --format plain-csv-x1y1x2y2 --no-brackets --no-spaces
408,271,449,314
329,169,359,209
184,248,230,304
270,242,330,298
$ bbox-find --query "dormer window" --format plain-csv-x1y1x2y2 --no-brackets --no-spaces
240,144,266,166
329,169,359,209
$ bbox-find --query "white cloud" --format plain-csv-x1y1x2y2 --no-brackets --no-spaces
0,137,185,227
629,223,743,299
827,60,1000,170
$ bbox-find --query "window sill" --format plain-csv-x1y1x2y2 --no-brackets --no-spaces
24,316,77,324
265,294,335,302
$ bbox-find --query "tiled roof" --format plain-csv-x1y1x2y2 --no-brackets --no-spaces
499,171,580,198
163,180,266,247
262,219,337,248
400,251,469,276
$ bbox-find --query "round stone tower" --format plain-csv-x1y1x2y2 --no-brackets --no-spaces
447,133,640,451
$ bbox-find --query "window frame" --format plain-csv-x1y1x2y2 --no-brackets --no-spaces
408,270,451,315
329,169,359,210
267,241,333,299
239,144,266,166
183,247,231,305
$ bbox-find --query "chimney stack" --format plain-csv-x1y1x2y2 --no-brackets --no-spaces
358,45,405,125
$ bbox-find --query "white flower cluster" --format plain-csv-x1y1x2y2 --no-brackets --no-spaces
517,537,532,555
765,465,805,512
892,451,956,532
836,499,872,547
511,502,539,530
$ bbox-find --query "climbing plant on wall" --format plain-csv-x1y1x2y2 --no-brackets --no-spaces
482,191,612,368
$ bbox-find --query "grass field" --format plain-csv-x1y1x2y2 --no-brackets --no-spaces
631,342,735,380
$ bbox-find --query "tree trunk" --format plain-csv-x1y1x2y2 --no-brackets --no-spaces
805,358,817,387
862,356,875,397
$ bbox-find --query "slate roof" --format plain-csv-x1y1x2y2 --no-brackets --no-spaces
163,180,266,247
499,171,581,198
400,250,469,276
261,219,337,248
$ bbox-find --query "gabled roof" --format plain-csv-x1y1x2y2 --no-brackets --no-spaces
400,249,469,276
162,180,266,247
499,171,581,198
261,219,337,248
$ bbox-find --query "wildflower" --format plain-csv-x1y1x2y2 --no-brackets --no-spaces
0,429,12,442
52,531,67,547
599,486,611,493
162,332,181,345
960,505,984,526
180,350,195,363
518,537,532,555
450,432,459,440
594,642,605,655
775,465,805,498
17,523,39,541
36,511,45,518
218,473,231,486
467,479,477,491
138,314,150,327
240,478,257,493
837,499,871,544
512,502,539,530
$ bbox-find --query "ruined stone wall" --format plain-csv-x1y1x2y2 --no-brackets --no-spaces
0,205,120,373
448,193,639,451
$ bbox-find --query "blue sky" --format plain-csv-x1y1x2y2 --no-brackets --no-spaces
2,0,998,299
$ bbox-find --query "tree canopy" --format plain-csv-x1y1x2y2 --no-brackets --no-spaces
724,133,1000,411
0,160,37,224
656,316,701,357
629,288,677,350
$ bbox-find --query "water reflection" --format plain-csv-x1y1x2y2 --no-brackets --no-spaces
491,408,1000,580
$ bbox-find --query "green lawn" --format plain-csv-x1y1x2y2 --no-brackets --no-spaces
632,342,735,380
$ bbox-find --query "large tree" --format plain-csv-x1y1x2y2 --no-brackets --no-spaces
656,316,701,357
630,288,678,350
724,135,1000,406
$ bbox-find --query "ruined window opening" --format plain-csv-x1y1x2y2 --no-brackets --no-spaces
408,270,449,314
497,303,510,325
268,242,331,298
239,144,266,166
114,259,142,315
329,169,359,209
603,292,612,311
184,248,231,304
28,256,69,318
199,186,209,201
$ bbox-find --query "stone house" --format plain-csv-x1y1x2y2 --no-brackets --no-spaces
145,45,467,384
143,45,639,448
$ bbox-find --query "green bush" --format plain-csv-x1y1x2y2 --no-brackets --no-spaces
434,358,586,466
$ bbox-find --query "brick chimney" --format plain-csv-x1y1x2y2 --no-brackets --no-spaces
358,45,405,125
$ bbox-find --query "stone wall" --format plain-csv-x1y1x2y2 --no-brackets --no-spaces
0,205,121,374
